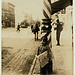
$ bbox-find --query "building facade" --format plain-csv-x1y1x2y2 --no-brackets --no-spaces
2,2,15,28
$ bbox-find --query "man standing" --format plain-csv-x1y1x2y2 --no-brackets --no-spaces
35,23,40,41
31,23,40,41
54,19,63,45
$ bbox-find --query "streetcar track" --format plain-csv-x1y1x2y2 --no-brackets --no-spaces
3,39,40,74
3,41,31,70
11,49,27,72
3,49,22,70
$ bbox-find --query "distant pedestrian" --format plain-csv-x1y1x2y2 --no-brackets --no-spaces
31,25,33,30
54,19,63,45
34,23,40,41
37,37,53,75
17,23,20,32
31,23,40,41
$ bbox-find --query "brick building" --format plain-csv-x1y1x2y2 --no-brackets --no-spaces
2,1,15,28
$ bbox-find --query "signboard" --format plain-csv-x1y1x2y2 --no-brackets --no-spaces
51,0,72,14
38,51,49,68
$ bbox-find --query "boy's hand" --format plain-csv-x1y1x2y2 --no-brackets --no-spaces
35,55,38,58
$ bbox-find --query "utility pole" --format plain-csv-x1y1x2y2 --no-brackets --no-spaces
41,0,52,72
41,0,52,48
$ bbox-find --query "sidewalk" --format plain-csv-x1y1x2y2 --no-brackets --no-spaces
52,29,73,75
32,28,73,75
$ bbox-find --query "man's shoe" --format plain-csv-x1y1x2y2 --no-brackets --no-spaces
56,44,60,46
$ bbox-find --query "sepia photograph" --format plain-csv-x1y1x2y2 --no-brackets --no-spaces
1,0,73,75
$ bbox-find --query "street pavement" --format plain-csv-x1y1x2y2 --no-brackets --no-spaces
2,27,41,75
2,27,35,53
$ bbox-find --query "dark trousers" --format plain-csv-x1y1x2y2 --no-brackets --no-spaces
40,60,53,75
35,31,38,41
17,28,20,31
56,31,61,45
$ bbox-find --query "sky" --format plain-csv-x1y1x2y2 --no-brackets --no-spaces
3,0,43,24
